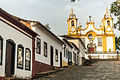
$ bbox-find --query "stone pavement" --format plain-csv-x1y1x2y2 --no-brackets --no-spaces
34,60,120,80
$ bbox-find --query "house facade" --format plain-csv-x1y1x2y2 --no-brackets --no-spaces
13,18,64,75
0,8,37,79
31,22,64,74
60,35,88,65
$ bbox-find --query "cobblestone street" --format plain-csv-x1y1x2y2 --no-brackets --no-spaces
35,60,120,80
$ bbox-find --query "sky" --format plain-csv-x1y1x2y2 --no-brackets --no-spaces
0,0,119,36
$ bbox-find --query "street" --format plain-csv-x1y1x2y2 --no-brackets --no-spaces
35,60,120,80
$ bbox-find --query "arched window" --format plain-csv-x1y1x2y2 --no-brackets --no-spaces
0,36,3,65
25,48,31,70
107,20,110,26
71,20,74,26
17,44,24,69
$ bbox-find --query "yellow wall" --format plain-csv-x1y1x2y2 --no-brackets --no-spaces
102,35,107,52
62,60,68,67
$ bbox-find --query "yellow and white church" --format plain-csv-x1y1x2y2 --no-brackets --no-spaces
67,8,116,54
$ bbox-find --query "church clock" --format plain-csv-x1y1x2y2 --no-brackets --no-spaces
71,27,75,32
106,27,112,32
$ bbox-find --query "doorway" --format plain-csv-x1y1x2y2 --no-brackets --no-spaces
50,46,53,66
88,48,94,53
60,52,62,67
5,40,16,77
68,51,72,65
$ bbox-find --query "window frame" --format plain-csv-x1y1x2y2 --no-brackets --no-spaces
98,38,103,47
0,36,3,65
17,44,24,69
107,20,110,26
81,38,85,45
36,38,41,54
25,48,31,71
55,49,58,62
71,20,74,26
44,42,47,57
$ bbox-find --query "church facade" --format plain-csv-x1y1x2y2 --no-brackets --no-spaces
67,8,116,54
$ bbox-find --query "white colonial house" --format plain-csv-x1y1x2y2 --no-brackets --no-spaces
70,42,79,65
60,38,73,66
0,8,37,80
13,18,65,74
60,35,89,65
32,22,64,74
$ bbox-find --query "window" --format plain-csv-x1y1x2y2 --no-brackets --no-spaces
17,44,24,69
36,38,41,54
98,38,102,46
44,42,47,57
107,20,110,26
64,45,66,57
55,49,58,62
71,20,74,26
25,48,31,70
0,36,3,65
88,34,93,40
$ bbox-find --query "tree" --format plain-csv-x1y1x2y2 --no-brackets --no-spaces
71,0,76,2
110,0,120,30
70,0,79,2
115,36,120,50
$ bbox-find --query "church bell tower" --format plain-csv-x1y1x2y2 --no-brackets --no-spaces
67,8,78,36
102,8,114,34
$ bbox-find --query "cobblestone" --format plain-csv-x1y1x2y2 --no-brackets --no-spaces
34,60,120,80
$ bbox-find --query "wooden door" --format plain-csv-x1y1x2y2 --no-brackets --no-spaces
89,48,94,53
68,51,72,65
5,41,15,77
60,52,62,67
50,46,53,66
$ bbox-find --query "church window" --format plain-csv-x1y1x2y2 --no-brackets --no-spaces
25,48,31,70
107,20,110,26
71,20,74,26
36,38,41,54
17,44,24,69
55,49,58,62
98,38,102,47
88,34,93,40
0,36,3,65
44,42,47,57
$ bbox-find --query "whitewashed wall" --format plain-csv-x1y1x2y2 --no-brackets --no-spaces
0,17,33,78
32,25,63,67
107,37,113,51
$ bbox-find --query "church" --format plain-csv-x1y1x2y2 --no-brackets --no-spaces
67,8,116,54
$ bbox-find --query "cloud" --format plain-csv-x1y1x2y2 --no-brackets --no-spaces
0,0,119,36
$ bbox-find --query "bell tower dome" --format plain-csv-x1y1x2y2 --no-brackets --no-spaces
67,8,78,36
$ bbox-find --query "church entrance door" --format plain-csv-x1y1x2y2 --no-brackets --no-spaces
88,48,94,53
